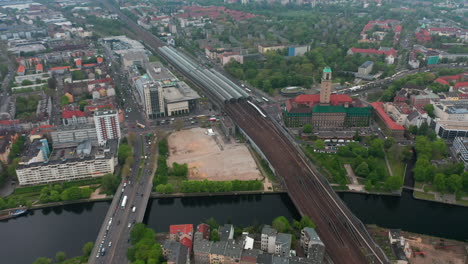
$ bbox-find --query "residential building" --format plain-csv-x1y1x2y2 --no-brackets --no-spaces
195,223,211,241
170,224,194,251
219,224,234,241
62,109,88,126
224,240,243,264
209,241,228,264
16,139,117,185
300,227,325,263
50,124,98,147
194,239,213,264
358,61,374,75
371,102,405,139
410,91,439,106
261,225,277,253
240,249,262,264
162,240,190,264
275,233,291,257
452,137,468,169
93,110,120,146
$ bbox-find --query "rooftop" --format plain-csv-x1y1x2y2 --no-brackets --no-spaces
302,227,322,243
210,241,227,255
323,67,332,73
262,225,277,236
163,82,200,103
193,239,212,253
371,102,405,130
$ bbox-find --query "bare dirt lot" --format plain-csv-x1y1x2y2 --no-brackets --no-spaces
167,128,262,181
404,232,467,264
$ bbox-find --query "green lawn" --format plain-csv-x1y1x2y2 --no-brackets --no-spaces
413,191,435,201
456,199,468,207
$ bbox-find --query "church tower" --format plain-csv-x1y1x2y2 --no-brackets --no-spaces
320,67,332,105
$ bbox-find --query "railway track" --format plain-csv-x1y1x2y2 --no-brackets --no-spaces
99,1,388,262
226,102,388,264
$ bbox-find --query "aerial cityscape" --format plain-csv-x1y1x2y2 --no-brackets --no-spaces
0,0,466,263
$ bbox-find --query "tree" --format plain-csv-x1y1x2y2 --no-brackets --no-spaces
413,157,434,182
210,229,220,241
424,104,435,118
118,143,132,165
314,139,325,150
355,162,370,177
61,186,83,201
384,137,395,150
433,173,446,192
171,162,188,177
303,124,313,133
32,257,52,264
130,223,148,245
82,242,94,259
369,139,384,158
55,251,66,262
384,176,403,191
272,216,291,233
446,174,462,193
61,95,70,106
101,173,121,194
299,215,316,229
21,79,33,86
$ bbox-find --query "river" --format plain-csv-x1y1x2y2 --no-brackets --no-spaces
1,191,466,264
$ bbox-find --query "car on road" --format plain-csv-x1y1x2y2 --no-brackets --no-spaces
132,206,136,212
128,223,132,228
108,242,112,247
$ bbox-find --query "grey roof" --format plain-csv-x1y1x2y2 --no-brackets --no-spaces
360,61,374,68
262,225,277,237
289,256,314,264
241,249,262,259
272,255,289,264
276,233,292,246
302,228,322,244
219,224,233,241
163,240,189,264
163,82,200,103
257,254,273,264
407,111,420,121
194,239,213,254
224,240,242,259
210,241,227,255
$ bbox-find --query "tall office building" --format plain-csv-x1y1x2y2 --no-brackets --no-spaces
319,67,332,105
94,110,121,145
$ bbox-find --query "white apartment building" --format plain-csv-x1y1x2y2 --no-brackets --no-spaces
261,225,277,254
16,140,117,186
94,110,121,146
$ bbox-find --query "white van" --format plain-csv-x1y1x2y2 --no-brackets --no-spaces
132,206,136,212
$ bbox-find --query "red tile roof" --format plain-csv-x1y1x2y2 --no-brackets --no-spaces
97,57,103,64
50,66,71,71
76,59,82,67
196,224,210,240
83,63,95,67
350,47,396,57
170,224,193,235
371,102,404,130
36,64,43,72
434,78,449,86
17,65,25,73
455,82,468,89
180,237,192,251
62,110,86,119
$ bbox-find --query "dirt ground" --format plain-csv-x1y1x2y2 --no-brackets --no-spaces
367,225,467,264
167,127,262,181
403,232,467,264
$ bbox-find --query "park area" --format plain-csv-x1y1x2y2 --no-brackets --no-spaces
167,127,262,182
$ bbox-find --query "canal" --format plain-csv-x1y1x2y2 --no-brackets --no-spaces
1,191,467,264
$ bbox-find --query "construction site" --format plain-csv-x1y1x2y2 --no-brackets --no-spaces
368,225,468,264
166,127,262,182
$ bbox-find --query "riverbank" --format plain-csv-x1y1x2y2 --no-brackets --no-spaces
0,196,113,221
151,190,286,198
